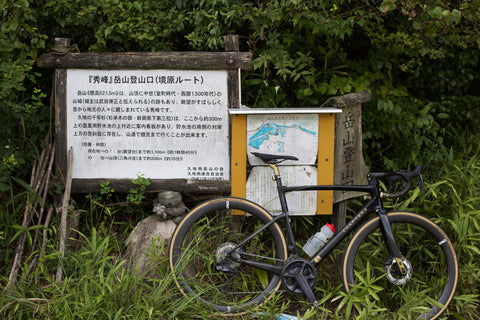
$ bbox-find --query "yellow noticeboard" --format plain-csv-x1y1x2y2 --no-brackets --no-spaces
230,108,341,215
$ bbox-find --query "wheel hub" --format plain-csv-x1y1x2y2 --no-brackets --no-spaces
216,242,242,269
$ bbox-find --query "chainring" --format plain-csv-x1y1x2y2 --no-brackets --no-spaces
281,258,318,295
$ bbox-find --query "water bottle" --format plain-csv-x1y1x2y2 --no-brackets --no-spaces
302,223,335,257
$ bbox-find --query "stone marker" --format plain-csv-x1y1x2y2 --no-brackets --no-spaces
124,191,186,277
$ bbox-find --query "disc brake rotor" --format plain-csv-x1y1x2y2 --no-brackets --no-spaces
385,257,412,285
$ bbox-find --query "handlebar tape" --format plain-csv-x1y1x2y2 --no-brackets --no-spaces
381,165,423,199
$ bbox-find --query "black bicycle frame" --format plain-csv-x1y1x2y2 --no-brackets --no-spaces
232,170,405,275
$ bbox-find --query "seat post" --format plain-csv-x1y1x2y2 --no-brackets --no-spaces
268,163,298,255
268,163,281,176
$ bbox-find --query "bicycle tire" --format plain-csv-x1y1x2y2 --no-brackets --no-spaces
169,197,288,314
342,212,458,319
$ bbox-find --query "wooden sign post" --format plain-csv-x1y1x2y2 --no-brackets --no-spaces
37,36,251,194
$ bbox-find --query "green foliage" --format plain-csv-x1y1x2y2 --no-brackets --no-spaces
1,0,480,318
417,136,480,319
1,0,479,181
99,181,115,201
352,0,480,169
126,174,151,205
379,134,480,319
333,263,386,319
0,0,48,192
0,226,201,319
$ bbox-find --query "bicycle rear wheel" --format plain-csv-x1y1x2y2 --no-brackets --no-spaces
342,212,458,320
169,197,288,314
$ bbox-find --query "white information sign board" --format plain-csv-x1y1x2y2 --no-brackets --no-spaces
245,113,319,215
66,69,229,180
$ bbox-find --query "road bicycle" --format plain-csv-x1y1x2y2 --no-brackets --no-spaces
169,152,458,319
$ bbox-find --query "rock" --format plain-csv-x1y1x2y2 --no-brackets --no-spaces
166,202,186,216
157,191,182,207
124,214,177,277
123,191,187,277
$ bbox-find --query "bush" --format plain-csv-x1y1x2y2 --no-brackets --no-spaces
1,0,480,318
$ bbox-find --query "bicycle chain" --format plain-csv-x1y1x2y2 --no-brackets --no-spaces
238,250,285,263
226,289,287,295
221,251,287,295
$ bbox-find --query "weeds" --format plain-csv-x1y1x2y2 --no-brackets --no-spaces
127,174,151,206
1,225,200,319
2,137,480,319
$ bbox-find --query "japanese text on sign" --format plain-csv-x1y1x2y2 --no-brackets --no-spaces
66,69,229,180
340,111,355,186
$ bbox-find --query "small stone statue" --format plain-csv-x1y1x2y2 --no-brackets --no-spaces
153,191,187,224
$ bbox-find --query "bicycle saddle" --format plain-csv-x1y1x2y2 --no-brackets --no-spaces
251,152,298,164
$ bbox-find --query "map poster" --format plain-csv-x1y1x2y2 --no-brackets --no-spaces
245,113,319,215
246,114,318,166
66,69,229,180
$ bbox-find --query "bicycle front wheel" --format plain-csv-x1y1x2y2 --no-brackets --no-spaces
169,197,288,314
342,212,458,320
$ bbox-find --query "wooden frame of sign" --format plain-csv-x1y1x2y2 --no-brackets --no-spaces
229,108,342,215
37,35,251,194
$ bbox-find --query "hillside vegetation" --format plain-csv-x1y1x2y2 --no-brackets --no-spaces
1,0,479,318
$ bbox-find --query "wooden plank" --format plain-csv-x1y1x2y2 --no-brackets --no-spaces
230,114,247,199
225,35,241,109
37,51,252,70
55,68,67,182
70,178,230,194
316,113,336,214
229,107,341,115
56,147,73,283
326,91,371,107
332,103,369,203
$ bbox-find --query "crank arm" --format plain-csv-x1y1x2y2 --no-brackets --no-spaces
291,271,317,305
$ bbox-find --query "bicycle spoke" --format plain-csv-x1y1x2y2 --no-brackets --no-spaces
343,212,457,319
170,198,287,313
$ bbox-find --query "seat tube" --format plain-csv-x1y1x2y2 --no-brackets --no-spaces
269,164,289,214
269,164,297,255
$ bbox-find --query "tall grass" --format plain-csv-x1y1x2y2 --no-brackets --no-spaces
2,135,480,319
0,223,202,319
414,135,480,319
